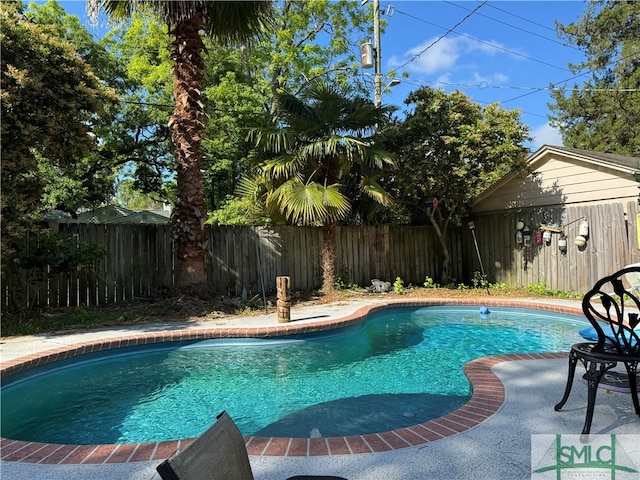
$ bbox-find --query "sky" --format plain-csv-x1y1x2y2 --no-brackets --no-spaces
374,1,590,150
52,0,591,152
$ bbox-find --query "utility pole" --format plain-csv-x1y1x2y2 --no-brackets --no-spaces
373,0,382,107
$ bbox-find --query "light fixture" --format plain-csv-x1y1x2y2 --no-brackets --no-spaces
381,78,401,94
386,78,401,88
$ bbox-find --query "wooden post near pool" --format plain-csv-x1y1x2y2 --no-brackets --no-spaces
276,276,291,323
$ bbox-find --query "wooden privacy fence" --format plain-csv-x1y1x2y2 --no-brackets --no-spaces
3,201,638,311
219,225,463,295
2,224,461,311
464,202,640,294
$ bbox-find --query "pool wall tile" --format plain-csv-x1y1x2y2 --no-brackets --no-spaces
0,300,580,463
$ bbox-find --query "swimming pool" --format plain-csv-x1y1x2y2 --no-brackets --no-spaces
1,305,586,446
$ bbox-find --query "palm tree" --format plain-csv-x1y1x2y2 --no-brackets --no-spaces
245,80,396,292
89,1,272,289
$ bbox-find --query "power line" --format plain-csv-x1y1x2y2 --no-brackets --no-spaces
393,7,571,73
483,1,557,33
443,0,580,51
389,77,546,118
400,78,639,93
393,1,487,70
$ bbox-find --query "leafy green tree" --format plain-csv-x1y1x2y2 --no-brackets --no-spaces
549,0,640,155
202,47,270,212
106,13,176,201
91,0,273,289
24,1,174,213
245,80,396,292
1,0,114,256
254,0,374,119
379,87,530,283
203,0,377,222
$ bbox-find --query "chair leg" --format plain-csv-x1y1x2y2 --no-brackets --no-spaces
581,360,611,435
555,350,579,411
624,361,640,416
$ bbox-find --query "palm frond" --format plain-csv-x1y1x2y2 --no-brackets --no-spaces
360,177,394,207
271,179,350,225
93,1,273,44
262,155,304,179
248,128,296,154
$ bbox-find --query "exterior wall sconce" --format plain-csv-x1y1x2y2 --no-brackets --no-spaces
558,235,568,254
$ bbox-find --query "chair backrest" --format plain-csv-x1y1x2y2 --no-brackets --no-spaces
582,266,640,357
156,411,254,480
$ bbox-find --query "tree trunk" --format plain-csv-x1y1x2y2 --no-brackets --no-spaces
169,13,208,288
321,223,337,293
427,211,452,284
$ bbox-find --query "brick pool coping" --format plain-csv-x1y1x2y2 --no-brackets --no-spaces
1,299,581,464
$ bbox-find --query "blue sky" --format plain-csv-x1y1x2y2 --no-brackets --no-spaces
54,1,590,151
374,1,589,150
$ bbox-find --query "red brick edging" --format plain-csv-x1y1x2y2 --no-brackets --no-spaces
1,299,580,464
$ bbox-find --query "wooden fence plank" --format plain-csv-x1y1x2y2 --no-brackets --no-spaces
7,202,639,311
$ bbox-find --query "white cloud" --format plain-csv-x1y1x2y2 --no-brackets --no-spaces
388,36,462,74
388,35,524,76
531,123,563,150
466,38,526,58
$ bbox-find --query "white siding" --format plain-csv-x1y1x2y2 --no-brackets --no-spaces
473,153,638,213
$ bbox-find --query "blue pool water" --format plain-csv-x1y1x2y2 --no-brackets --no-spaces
0,306,586,444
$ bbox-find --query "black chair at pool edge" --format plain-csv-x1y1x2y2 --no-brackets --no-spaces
156,411,348,480
554,265,640,437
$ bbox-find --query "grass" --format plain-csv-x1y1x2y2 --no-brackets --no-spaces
1,283,581,338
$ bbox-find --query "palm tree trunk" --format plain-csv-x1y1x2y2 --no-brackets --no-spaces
322,223,337,292
169,12,208,288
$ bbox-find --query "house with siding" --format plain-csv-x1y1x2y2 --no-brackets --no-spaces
472,145,640,214
465,145,640,293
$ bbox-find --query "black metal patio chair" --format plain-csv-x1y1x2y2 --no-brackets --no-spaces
156,411,347,480
554,266,640,436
